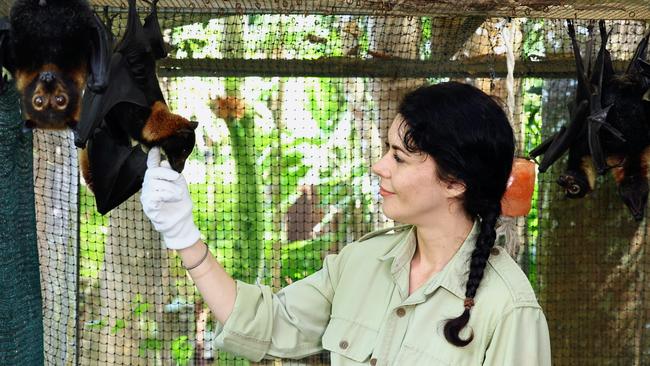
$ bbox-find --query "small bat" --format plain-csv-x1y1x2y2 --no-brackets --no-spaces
77,0,198,215
0,0,110,130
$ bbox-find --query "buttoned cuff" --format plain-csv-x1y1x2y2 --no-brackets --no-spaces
213,280,274,361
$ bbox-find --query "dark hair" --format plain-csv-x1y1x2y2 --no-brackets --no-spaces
398,81,515,347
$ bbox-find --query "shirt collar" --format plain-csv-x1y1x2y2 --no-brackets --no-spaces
378,220,480,300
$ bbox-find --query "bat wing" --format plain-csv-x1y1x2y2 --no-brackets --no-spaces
75,0,160,148
587,103,625,174
143,0,168,60
535,99,589,172
86,123,147,215
586,21,625,174
529,130,560,160
75,52,150,148
627,29,650,75
77,0,158,214
116,0,165,104
567,20,592,102
85,12,112,93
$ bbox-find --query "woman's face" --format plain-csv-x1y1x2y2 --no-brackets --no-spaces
371,115,464,225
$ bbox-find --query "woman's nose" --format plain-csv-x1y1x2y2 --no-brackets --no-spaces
371,155,388,177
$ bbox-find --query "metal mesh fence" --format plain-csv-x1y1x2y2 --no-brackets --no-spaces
2,1,650,365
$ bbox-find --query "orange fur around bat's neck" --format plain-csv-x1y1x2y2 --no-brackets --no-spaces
141,101,193,143
15,63,86,93
609,148,650,185
79,148,94,192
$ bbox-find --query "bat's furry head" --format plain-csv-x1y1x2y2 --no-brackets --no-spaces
558,169,593,198
159,122,198,173
141,101,198,173
16,64,85,130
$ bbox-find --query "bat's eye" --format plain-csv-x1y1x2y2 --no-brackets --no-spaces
568,184,581,195
33,96,44,108
55,95,67,107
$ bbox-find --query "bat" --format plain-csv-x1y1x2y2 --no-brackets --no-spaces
77,0,198,215
0,0,110,130
530,20,650,221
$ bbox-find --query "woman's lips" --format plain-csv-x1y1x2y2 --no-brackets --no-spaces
379,187,395,197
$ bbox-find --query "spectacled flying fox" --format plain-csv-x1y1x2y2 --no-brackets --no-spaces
0,0,110,130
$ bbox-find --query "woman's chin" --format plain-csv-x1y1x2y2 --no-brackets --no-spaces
380,204,399,222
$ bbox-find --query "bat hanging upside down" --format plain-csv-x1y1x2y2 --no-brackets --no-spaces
0,0,110,130
74,0,198,215
530,20,650,221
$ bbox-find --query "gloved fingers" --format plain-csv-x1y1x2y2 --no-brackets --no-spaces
147,147,162,169
144,166,181,182
160,160,172,170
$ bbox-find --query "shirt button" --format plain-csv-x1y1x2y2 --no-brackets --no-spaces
339,340,349,349
370,358,378,365
396,307,406,317
491,247,500,255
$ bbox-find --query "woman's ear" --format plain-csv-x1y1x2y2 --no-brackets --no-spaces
446,181,466,199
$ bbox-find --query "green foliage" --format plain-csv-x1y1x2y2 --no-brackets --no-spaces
522,78,544,290
420,17,432,59
79,185,108,279
132,294,153,318
281,234,334,284
176,38,208,59
171,336,194,366
522,20,546,60
111,319,126,335
138,338,162,357
305,78,346,130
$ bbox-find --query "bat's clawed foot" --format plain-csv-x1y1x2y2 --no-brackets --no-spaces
618,175,649,222
558,171,591,198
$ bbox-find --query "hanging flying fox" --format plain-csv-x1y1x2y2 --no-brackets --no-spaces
0,0,111,130
76,0,198,215
530,20,650,221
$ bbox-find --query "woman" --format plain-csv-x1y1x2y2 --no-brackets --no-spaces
140,81,551,365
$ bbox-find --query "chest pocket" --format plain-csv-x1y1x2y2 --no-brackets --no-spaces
322,317,378,363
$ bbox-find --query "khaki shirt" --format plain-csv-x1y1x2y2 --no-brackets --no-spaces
214,222,551,365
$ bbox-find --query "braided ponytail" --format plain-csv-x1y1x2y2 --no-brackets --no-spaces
443,203,500,347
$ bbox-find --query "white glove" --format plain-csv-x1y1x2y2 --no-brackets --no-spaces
140,147,201,250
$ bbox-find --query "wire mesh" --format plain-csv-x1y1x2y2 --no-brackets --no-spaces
1,1,648,365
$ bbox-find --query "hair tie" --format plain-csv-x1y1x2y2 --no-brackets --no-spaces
464,298,475,310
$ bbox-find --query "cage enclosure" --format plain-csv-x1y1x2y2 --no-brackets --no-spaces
1,0,650,365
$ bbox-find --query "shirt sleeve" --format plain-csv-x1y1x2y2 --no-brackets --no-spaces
213,253,342,361
483,305,552,366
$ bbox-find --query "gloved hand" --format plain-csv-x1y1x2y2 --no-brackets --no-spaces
140,147,201,250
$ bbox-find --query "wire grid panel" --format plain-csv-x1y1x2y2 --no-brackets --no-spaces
25,10,650,366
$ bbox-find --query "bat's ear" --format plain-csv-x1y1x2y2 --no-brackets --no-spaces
189,121,199,130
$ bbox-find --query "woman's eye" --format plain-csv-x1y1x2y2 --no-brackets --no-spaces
393,153,403,163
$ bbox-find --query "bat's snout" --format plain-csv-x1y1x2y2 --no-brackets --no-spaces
168,158,186,173
39,71,56,85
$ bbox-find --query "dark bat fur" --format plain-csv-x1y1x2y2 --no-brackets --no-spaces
78,0,197,215
1,0,109,130
531,20,650,221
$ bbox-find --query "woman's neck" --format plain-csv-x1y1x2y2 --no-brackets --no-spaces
412,213,474,274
